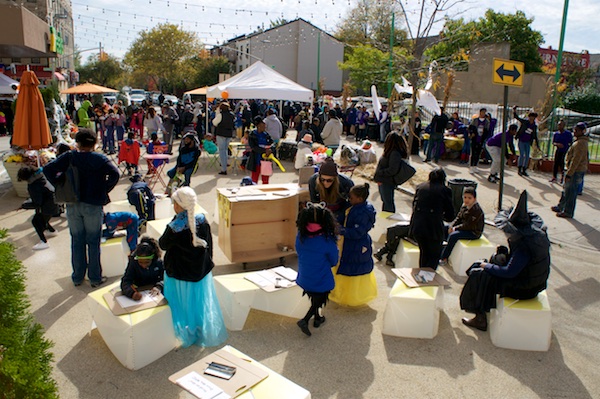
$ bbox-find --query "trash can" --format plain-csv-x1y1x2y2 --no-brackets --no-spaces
448,179,478,216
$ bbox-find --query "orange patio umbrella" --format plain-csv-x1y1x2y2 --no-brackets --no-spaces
12,70,52,150
61,82,118,94
184,86,208,95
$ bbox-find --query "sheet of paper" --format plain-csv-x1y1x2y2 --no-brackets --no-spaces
115,290,155,308
387,213,410,221
176,371,231,399
256,270,294,288
414,270,436,283
272,266,298,282
244,273,271,288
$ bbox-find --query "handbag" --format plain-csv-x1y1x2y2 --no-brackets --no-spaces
54,155,79,203
260,160,273,176
393,160,416,186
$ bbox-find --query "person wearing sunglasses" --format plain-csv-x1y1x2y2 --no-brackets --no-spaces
308,158,354,225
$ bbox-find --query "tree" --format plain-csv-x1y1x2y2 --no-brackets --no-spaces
124,23,202,92
425,10,544,73
77,53,124,88
338,44,411,94
270,18,289,29
189,55,232,88
335,0,407,52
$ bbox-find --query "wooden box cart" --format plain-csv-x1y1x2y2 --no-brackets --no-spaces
217,184,304,266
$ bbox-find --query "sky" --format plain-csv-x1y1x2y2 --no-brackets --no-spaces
72,0,600,62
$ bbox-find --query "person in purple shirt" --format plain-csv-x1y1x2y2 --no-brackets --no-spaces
485,124,517,183
550,119,573,183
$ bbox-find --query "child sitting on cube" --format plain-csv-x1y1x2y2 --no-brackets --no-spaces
439,186,484,266
120,237,164,300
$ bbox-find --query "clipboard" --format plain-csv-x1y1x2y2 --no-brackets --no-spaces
169,348,269,398
392,267,451,288
102,284,168,316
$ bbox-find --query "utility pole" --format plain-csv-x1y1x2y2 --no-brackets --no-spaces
547,0,570,156
388,12,394,98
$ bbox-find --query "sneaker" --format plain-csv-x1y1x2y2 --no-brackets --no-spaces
32,241,49,250
73,281,83,287
439,259,448,267
90,276,108,288
46,230,59,237
218,171,227,175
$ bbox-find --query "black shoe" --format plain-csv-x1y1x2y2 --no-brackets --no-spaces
517,167,523,176
385,259,395,267
73,281,83,287
218,171,227,175
522,169,529,177
374,247,387,262
313,316,326,328
90,276,108,288
551,206,561,212
297,319,311,336
462,313,487,331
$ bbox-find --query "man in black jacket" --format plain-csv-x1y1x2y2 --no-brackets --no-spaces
212,101,236,176
43,129,119,287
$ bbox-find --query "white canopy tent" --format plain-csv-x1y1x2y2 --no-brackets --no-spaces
206,61,314,103
0,73,19,95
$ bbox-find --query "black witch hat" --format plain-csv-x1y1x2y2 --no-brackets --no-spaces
495,191,545,235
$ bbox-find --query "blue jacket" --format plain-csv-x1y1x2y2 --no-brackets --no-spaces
296,234,339,293
338,201,376,276
43,150,119,206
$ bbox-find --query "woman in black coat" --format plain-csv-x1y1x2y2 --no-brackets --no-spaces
409,167,454,269
374,133,409,213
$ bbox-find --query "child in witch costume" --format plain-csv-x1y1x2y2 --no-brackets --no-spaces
295,202,339,337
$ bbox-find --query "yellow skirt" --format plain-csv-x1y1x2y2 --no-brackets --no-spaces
329,266,378,307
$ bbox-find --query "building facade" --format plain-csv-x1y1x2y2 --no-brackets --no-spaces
218,19,344,95
0,0,75,86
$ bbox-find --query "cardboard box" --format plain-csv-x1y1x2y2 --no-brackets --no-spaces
391,267,451,288
102,285,167,316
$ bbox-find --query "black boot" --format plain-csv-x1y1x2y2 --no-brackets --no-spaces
462,312,487,331
518,167,523,176
522,166,529,177
374,246,388,261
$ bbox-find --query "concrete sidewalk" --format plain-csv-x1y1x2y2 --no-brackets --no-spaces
1,135,599,399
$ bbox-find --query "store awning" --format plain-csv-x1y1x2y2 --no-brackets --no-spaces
54,72,66,81
0,5,54,58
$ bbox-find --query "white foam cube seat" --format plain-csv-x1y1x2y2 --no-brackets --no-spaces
448,235,495,276
101,237,129,277
489,291,552,351
382,278,444,339
213,272,310,331
153,197,174,220
87,281,179,370
104,199,135,214
392,239,420,268
145,203,209,240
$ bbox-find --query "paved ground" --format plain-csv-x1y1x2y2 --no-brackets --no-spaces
1,134,599,399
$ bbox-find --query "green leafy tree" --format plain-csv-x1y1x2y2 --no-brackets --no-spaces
338,44,411,94
270,18,289,29
124,23,202,92
77,53,124,88
563,83,600,114
189,55,231,88
335,0,407,52
425,10,544,73
0,229,58,398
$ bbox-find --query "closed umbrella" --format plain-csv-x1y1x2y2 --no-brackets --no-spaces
12,70,51,150
61,82,118,94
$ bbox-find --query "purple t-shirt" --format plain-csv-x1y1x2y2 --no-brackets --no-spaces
553,130,573,153
487,131,509,148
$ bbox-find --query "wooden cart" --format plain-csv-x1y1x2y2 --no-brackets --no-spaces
217,184,307,268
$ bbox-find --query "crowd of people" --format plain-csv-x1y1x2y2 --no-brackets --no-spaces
12,93,591,346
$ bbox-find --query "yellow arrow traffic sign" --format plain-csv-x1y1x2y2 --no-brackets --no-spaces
493,58,524,87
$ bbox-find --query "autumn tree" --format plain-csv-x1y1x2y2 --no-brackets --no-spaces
77,53,124,88
124,23,202,92
425,10,544,73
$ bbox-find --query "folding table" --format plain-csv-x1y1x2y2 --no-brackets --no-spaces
143,154,170,191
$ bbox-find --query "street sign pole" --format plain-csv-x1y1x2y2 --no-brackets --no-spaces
499,85,509,211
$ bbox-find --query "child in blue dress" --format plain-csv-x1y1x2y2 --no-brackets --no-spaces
295,202,339,337
159,187,227,348
330,183,378,306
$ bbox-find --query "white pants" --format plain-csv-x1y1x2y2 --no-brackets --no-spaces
486,143,502,176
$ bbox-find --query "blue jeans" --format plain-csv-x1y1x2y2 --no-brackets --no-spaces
379,183,396,213
105,126,115,153
116,126,125,143
66,203,104,285
167,166,194,187
216,136,231,172
518,140,531,167
441,230,479,260
427,139,443,161
557,171,584,217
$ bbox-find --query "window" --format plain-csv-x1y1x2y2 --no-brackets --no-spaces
11,58,20,63
31,58,40,64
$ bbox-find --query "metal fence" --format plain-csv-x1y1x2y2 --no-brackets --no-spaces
411,101,600,162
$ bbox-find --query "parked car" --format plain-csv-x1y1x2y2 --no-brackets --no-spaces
103,93,117,104
130,94,146,104
164,95,179,105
